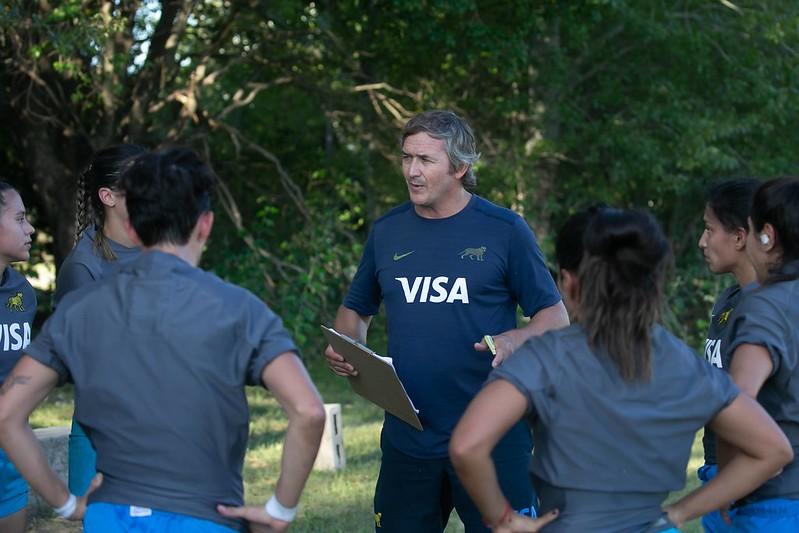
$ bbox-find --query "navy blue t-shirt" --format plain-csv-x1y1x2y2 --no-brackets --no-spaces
344,195,561,458
701,283,755,464
0,267,36,382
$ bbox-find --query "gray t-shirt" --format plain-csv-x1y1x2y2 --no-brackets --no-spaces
489,323,738,532
53,226,140,308
0,267,36,382
26,251,298,530
702,283,754,464
723,278,799,503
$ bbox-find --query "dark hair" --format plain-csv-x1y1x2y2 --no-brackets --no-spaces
555,204,609,272
118,148,216,247
76,144,146,260
750,177,799,284
401,110,481,188
704,179,760,232
0,182,18,214
579,209,671,382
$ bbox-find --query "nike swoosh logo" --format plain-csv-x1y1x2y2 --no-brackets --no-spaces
393,251,415,261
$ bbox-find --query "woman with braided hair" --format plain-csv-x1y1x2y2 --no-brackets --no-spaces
53,144,145,496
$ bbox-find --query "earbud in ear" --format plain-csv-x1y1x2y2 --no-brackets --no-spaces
760,234,770,245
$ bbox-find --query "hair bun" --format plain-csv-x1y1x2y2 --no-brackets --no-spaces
584,209,670,284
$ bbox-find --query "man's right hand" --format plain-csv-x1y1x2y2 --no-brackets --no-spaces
324,345,358,377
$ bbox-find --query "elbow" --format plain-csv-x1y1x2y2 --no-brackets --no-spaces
290,398,326,439
776,440,794,469
448,431,480,473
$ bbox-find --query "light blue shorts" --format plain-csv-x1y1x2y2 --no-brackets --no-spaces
730,497,799,532
0,448,27,517
84,502,239,532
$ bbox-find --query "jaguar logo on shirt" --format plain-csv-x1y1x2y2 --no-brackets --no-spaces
6,292,24,312
718,308,732,326
374,512,382,528
459,245,486,261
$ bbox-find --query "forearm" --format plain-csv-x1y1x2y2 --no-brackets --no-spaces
450,449,508,526
509,301,570,349
333,305,371,342
0,420,69,506
274,409,325,508
669,449,784,525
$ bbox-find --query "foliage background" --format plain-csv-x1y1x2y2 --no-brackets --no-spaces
4,1,799,348
2,2,798,529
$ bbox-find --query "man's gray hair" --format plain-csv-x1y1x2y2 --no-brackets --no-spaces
401,110,481,188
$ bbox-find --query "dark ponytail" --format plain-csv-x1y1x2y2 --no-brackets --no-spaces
579,209,671,382
78,144,146,260
750,177,799,284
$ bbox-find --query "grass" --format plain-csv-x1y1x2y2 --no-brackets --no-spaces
28,357,704,532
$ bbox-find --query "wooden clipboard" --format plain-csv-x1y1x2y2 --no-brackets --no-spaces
321,325,423,431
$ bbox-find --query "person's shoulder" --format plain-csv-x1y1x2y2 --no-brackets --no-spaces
373,202,414,227
61,232,103,274
470,195,522,227
191,268,269,311
2,266,30,289
520,323,579,358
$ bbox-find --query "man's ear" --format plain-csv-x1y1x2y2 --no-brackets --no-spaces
124,219,143,247
98,187,117,208
454,164,469,180
196,211,214,243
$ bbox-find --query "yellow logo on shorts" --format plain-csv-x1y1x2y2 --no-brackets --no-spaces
6,292,23,312
719,308,732,326
374,512,382,528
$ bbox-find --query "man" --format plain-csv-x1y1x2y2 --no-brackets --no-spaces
325,110,569,532
0,148,325,532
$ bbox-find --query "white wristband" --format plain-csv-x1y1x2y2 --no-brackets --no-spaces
54,493,77,519
264,494,298,523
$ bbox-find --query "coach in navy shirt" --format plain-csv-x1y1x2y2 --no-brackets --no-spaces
0,148,325,532
325,110,568,532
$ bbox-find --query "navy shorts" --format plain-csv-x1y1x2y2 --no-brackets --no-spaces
373,437,535,532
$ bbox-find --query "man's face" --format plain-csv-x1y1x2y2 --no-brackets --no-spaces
401,132,465,217
698,205,742,274
0,190,34,266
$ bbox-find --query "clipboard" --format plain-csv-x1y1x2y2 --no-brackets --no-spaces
321,325,423,431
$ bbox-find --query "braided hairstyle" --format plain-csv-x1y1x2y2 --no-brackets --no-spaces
75,144,146,261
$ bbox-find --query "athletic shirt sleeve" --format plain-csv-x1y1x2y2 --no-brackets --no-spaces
724,290,792,377
343,228,382,316
507,216,561,317
244,294,300,386
24,305,71,385
486,336,558,420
